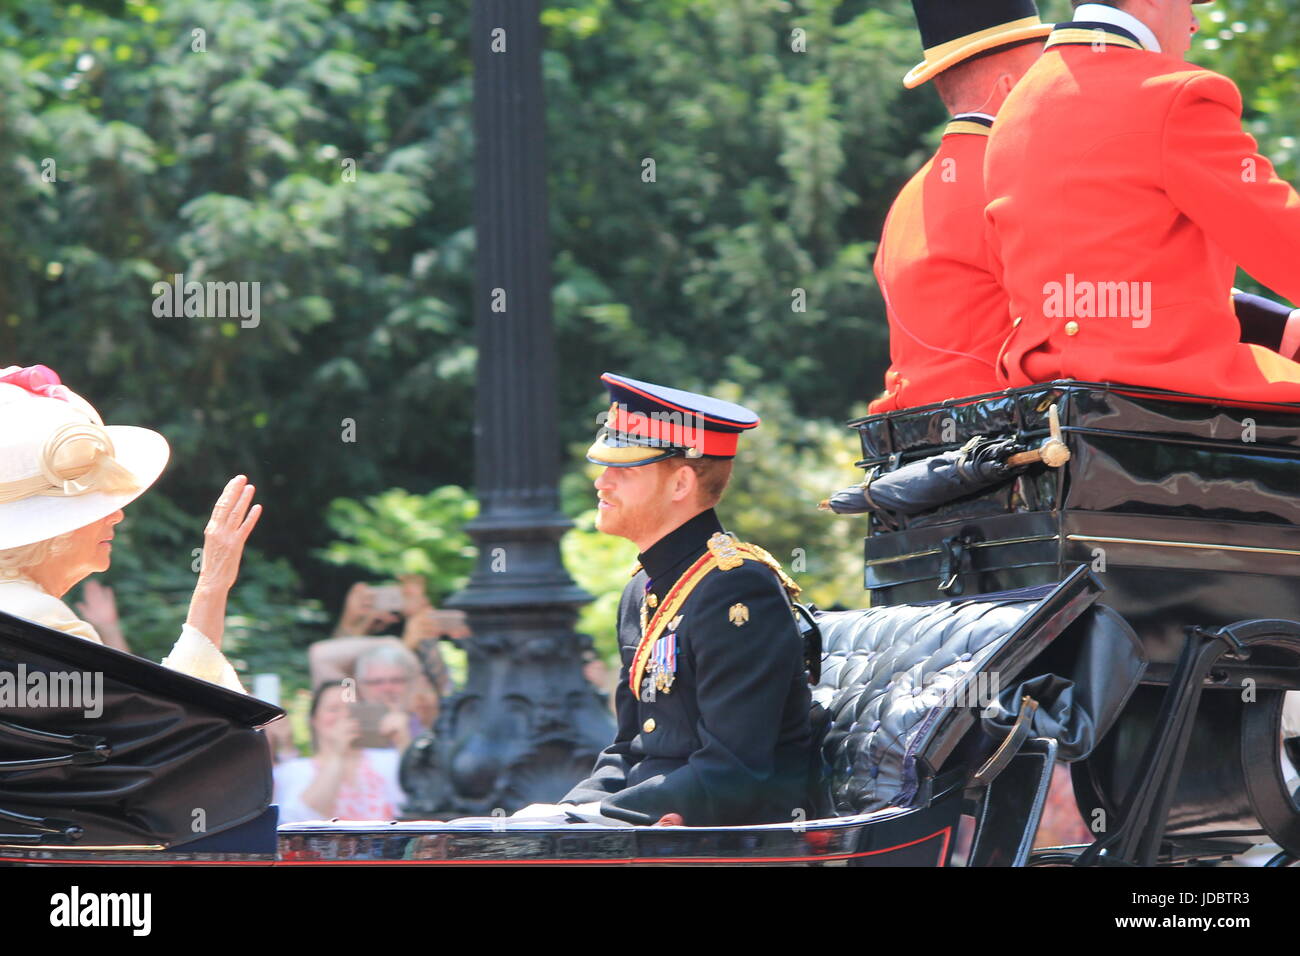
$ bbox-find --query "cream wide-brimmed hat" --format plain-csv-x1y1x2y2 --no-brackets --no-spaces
0,366,170,551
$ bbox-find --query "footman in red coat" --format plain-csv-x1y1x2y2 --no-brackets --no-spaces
985,1,1300,405
870,0,1050,413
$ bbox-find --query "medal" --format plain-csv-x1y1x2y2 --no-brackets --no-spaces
651,630,677,693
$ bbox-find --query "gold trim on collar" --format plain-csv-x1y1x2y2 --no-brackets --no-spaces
944,119,992,138
1046,27,1145,52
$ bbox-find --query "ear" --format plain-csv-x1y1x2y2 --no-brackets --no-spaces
994,71,1015,99
669,463,698,504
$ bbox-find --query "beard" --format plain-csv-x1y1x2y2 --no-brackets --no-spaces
595,497,649,541
596,487,670,545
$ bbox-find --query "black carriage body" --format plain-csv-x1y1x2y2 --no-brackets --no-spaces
853,382,1300,857
3,380,1296,866
855,381,1300,687
0,572,1132,866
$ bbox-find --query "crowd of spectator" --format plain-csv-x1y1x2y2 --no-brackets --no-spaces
76,570,619,823
269,576,464,822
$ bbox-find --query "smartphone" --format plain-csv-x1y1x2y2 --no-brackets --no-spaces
369,584,405,615
350,702,391,749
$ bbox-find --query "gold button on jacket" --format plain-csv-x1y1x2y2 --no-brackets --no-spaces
642,718,656,733
1064,320,1080,336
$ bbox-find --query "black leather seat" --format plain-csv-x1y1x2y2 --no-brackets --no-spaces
801,568,1145,864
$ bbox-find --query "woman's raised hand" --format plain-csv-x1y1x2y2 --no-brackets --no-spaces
197,475,262,593
186,475,262,649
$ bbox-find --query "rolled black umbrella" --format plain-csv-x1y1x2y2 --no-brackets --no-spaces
821,404,1071,518
820,436,1027,517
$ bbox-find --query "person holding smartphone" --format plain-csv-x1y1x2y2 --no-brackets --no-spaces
310,575,463,731
273,680,406,822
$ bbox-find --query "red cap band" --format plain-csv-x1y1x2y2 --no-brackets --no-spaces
607,405,739,457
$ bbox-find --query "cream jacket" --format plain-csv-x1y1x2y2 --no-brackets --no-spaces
0,576,244,693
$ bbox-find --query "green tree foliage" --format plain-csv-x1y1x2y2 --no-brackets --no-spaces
0,0,478,557
544,0,936,437
317,484,478,604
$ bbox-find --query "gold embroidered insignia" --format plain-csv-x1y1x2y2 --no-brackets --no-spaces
729,602,750,627
708,532,744,570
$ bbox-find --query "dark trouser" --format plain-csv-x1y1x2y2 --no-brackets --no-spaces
1235,292,1295,354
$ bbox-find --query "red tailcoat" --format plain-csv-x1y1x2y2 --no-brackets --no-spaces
985,28,1300,404
871,116,1010,413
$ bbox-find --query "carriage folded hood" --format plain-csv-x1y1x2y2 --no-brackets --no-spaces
0,609,282,849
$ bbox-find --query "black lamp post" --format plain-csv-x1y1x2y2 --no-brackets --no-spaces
401,0,614,818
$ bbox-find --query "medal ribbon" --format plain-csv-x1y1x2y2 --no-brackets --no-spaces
626,539,802,694
628,551,716,694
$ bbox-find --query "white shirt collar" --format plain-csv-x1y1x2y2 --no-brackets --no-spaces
1074,3,1161,52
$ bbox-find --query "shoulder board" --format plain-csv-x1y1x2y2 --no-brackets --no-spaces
710,532,802,600
706,532,745,570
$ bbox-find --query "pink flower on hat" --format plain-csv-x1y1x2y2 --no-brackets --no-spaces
0,365,77,405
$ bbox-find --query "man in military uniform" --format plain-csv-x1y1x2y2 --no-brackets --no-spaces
552,373,813,827
984,0,1300,403
869,0,1051,413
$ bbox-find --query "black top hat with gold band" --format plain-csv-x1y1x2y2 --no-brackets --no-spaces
586,373,759,468
903,0,1053,89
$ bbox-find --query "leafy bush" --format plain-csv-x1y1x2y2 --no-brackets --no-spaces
316,485,478,605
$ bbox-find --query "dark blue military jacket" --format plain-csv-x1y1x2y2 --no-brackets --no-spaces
562,509,813,826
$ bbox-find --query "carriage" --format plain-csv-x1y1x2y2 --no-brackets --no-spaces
2,380,1298,866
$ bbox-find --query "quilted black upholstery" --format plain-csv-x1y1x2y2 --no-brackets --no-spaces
812,592,1067,815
